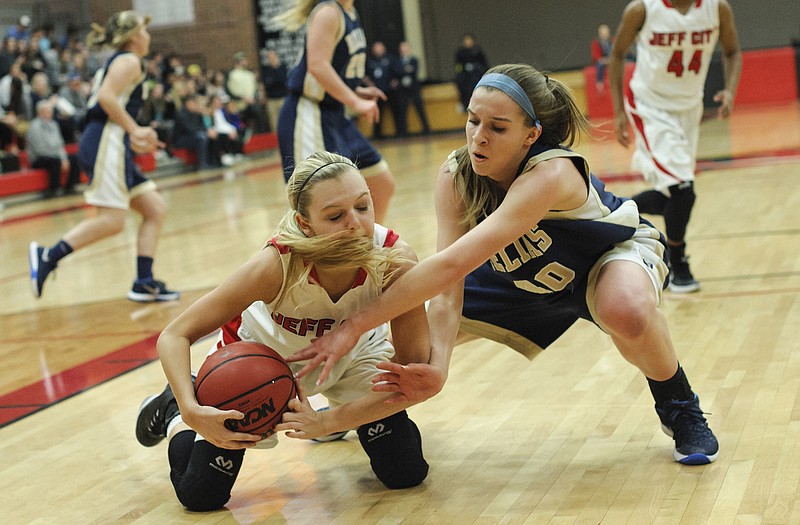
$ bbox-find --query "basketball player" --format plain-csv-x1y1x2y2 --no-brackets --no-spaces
609,0,742,292
27,11,178,302
136,152,429,511
291,64,720,466
274,0,395,223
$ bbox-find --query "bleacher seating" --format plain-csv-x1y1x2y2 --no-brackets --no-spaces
1,132,278,199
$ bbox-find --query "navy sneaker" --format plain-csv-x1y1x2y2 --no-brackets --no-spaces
28,242,57,299
311,407,350,443
128,278,180,303
668,256,700,293
657,395,719,465
136,383,181,447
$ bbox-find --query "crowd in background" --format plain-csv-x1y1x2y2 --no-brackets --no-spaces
0,15,286,194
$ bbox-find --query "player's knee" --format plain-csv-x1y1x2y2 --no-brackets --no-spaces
667,182,696,213
358,411,429,489
596,287,654,340
171,441,244,512
176,483,231,512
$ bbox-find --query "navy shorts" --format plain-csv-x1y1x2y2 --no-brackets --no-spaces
277,94,383,182
461,261,596,358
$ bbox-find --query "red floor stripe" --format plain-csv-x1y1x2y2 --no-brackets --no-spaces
0,334,159,428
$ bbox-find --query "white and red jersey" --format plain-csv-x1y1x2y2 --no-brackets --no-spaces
629,0,720,111
214,224,398,392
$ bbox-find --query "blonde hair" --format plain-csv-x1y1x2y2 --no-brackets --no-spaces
86,10,151,50
454,63,590,226
272,0,319,32
272,151,408,306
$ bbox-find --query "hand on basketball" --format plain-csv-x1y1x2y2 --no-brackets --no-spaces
286,327,361,385
274,384,334,440
183,404,264,450
371,362,446,404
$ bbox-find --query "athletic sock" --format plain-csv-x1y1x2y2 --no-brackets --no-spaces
647,365,694,408
46,240,73,264
137,256,154,281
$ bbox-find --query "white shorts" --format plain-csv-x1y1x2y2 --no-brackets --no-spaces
625,93,703,194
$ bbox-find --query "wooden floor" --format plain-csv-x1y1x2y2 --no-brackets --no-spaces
1,101,799,524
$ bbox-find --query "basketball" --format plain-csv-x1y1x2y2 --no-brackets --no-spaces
195,341,297,438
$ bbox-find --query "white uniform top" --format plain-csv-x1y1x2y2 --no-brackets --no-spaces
214,224,398,406
629,0,720,111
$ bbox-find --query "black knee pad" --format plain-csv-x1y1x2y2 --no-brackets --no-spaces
664,182,696,242
631,189,668,216
357,410,429,489
168,433,246,512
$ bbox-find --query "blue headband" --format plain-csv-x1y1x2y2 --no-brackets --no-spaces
475,73,539,125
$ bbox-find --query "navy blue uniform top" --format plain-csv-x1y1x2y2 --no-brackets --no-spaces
285,1,367,108
84,51,145,125
453,142,643,298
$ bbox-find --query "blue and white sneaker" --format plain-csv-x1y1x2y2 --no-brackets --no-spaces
28,241,57,299
312,406,350,443
128,278,180,303
657,395,719,465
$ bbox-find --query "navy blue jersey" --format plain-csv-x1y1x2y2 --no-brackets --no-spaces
451,142,667,354
84,51,145,124
475,142,640,297
285,1,367,108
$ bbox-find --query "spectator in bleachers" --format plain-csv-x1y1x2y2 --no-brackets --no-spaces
26,99,81,197
1,106,21,171
5,16,32,42
260,49,287,133
207,69,228,99
70,48,94,82
139,81,174,146
187,63,208,95
19,37,47,80
209,94,243,166
0,62,32,149
0,37,20,78
144,52,164,86
171,93,217,170
58,74,89,138
227,51,269,133
30,71,77,143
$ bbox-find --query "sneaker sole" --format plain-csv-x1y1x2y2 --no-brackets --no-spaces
668,281,701,293
312,430,350,443
28,242,41,298
127,291,181,303
674,450,718,465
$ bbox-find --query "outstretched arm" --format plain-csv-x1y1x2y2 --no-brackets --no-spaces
289,156,584,385
276,382,416,440
372,167,468,402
